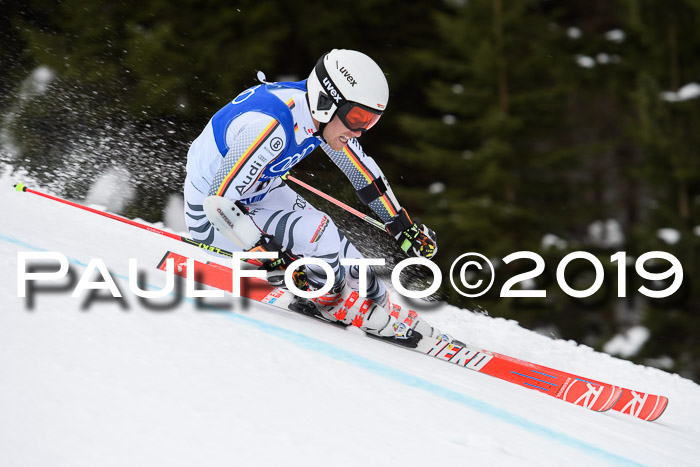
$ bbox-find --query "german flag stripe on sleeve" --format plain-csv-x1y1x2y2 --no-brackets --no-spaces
342,145,398,217
216,119,280,196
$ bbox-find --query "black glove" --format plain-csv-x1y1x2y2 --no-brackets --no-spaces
250,235,308,290
395,221,438,259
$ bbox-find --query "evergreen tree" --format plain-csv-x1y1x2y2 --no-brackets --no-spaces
618,0,700,378
388,0,582,313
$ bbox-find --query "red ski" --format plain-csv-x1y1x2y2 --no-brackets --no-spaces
157,250,668,421
421,338,622,413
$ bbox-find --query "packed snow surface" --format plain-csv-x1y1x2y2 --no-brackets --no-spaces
1,171,699,467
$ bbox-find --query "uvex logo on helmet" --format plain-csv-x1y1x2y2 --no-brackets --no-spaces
338,66,357,87
321,77,343,104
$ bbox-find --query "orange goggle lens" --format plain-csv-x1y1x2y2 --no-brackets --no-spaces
337,104,382,132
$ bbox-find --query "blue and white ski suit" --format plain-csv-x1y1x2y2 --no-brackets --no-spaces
184,80,405,300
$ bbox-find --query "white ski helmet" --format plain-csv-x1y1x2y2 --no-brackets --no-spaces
306,49,389,131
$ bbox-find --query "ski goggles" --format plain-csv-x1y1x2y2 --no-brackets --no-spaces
336,102,383,133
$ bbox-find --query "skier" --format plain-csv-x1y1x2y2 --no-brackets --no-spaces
184,49,439,343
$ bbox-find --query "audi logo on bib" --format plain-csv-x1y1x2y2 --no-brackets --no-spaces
266,144,316,176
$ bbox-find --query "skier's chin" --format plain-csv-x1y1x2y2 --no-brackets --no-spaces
334,136,350,150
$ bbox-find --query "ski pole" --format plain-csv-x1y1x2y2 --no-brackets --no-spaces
12,182,258,264
282,174,386,231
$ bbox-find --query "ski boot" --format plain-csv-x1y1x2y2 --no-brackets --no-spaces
376,292,463,346
312,278,422,347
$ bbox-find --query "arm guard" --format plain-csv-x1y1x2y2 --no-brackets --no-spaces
320,138,402,223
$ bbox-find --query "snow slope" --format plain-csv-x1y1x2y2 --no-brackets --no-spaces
1,172,699,467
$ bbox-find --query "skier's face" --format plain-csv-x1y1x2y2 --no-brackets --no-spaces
323,115,363,151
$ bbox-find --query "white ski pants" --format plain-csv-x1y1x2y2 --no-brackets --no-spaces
183,175,386,301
